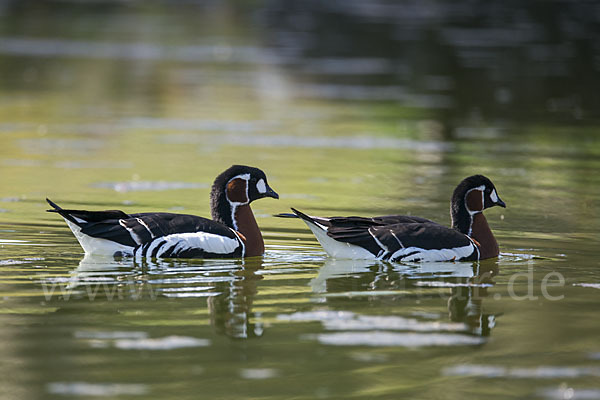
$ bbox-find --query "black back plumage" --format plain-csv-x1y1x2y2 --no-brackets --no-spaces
322,215,434,229
46,198,129,224
325,220,475,261
314,214,439,256
82,212,238,247
290,208,475,261
47,196,239,248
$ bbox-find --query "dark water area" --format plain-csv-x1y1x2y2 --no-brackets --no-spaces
263,0,600,124
2,0,599,126
1,1,599,399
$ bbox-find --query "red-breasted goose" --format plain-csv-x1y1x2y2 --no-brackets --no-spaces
283,175,505,262
47,165,278,259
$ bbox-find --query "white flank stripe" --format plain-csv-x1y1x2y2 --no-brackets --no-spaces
153,232,241,257
369,229,389,259
72,215,86,224
390,230,404,248
390,243,475,262
307,215,329,231
136,218,155,238
119,219,142,245
144,238,164,257
134,245,143,261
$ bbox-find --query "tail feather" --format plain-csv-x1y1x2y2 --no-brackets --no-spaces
46,198,135,255
46,198,62,212
289,207,374,259
273,212,299,219
290,208,326,229
46,198,129,225
46,198,82,225
276,209,331,228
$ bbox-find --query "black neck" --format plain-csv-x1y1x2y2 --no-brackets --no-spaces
210,183,235,228
450,197,473,235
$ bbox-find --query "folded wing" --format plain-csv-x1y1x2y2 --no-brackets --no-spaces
80,212,237,247
47,199,243,257
327,221,478,262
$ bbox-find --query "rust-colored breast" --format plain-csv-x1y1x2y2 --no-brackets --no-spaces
471,213,499,259
234,205,264,257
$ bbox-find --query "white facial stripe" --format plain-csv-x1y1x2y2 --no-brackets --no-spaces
226,174,251,230
231,204,238,230
256,178,266,194
465,185,486,215
481,189,485,211
226,174,250,205
233,173,250,181
490,189,498,203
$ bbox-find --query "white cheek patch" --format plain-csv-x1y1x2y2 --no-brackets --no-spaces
256,179,266,194
490,189,498,203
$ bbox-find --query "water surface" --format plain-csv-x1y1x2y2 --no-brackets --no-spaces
1,2,599,399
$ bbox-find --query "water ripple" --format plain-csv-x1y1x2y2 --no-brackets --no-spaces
279,310,482,347
443,364,600,379
321,315,466,332
159,132,453,152
47,382,148,396
312,331,485,347
573,283,600,290
92,181,207,192
538,387,600,400
279,310,465,332
114,335,210,350
239,368,279,380
0,36,283,64
74,330,148,340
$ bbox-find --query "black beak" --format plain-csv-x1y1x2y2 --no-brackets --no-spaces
265,185,279,199
496,197,506,208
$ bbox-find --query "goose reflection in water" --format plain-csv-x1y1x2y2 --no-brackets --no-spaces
53,254,155,299
447,261,499,337
207,259,264,339
311,258,500,337
57,254,264,339
56,254,499,342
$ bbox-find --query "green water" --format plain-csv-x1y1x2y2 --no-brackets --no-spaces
1,2,600,399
